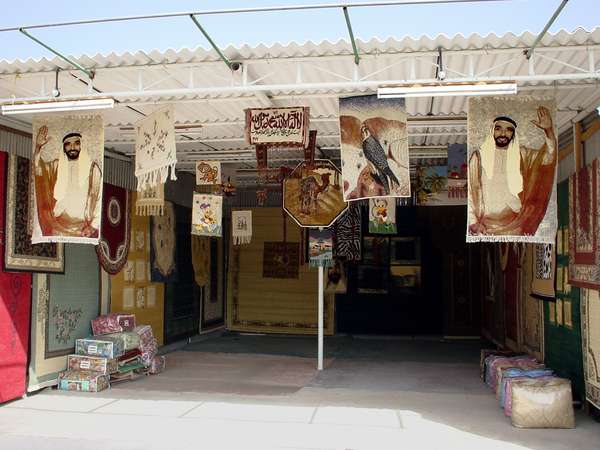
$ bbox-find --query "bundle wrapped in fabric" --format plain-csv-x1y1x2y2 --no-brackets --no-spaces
67,354,118,375
134,325,158,367
75,337,125,359
58,370,110,392
504,375,557,417
148,355,166,374
480,349,517,381
91,313,136,335
486,355,539,391
101,331,141,351
497,367,554,406
511,378,575,428
118,348,143,366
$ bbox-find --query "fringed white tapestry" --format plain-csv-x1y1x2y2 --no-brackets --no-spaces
339,95,410,201
232,210,252,245
467,96,558,243
135,183,165,216
196,161,221,185
191,193,222,237
135,105,177,191
31,115,104,244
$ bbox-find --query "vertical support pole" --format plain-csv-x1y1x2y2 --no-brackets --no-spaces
318,264,324,371
574,121,584,170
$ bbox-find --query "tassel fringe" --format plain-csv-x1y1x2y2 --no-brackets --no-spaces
136,204,164,216
466,234,555,244
233,235,252,246
136,164,177,191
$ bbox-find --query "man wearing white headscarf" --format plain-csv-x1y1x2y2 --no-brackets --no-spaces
468,106,556,236
34,126,102,237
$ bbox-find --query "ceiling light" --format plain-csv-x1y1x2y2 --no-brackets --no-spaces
1,98,115,115
377,82,517,98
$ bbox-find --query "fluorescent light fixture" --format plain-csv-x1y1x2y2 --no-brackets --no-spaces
1,98,115,115
377,82,517,98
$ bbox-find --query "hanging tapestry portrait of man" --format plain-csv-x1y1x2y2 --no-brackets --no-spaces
339,95,410,201
95,184,131,275
150,201,177,282
467,96,557,243
31,115,104,244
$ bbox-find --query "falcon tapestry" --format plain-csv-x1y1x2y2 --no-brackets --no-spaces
135,105,177,191
339,95,410,201
192,193,222,237
95,184,131,275
31,115,104,244
467,97,558,243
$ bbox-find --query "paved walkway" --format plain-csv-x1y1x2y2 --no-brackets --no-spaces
1,336,598,449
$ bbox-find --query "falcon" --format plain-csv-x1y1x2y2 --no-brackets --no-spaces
360,125,399,195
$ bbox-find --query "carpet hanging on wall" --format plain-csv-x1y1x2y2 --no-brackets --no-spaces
581,288,600,410
191,235,210,287
232,210,252,245
368,197,397,234
150,201,178,282
95,184,130,274
308,228,333,268
31,115,104,244
568,158,600,289
530,243,556,300
4,153,64,273
192,193,223,237
339,95,410,201
134,106,177,191
467,96,558,243
0,151,32,404
333,203,361,261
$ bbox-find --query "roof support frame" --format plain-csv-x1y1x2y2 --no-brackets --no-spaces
18,28,94,79
525,0,570,59
189,14,234,70
342,7,360,65
4,44,599,106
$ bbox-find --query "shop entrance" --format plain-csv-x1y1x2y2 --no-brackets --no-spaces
336,205,481,336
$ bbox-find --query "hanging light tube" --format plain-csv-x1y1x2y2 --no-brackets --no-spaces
377,82,517,98
1,98,115,115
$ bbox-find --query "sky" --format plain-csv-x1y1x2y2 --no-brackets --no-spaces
0,0,597,61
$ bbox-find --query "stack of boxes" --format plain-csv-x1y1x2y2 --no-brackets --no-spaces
57,313,165,392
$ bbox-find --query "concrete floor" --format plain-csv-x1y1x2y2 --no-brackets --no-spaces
1,333,598,450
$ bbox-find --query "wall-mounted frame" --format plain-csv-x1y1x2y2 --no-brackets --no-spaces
390,237,420,265
357,265,389,294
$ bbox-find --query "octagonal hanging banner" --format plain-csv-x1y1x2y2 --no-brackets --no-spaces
283,159,348,228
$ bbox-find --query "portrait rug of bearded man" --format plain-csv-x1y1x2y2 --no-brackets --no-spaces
31,115,104,244
466,96,558,244
339,94,410,201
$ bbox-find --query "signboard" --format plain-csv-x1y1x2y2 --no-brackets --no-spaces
245,107,310,146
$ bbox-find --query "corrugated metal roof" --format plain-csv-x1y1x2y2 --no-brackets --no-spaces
1,27,599,184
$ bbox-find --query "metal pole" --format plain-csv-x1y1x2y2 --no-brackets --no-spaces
525,0,570,59
343,7,360,65
18,28,94,79
189,15,233,70
0,1,512,33
318,264,324,371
